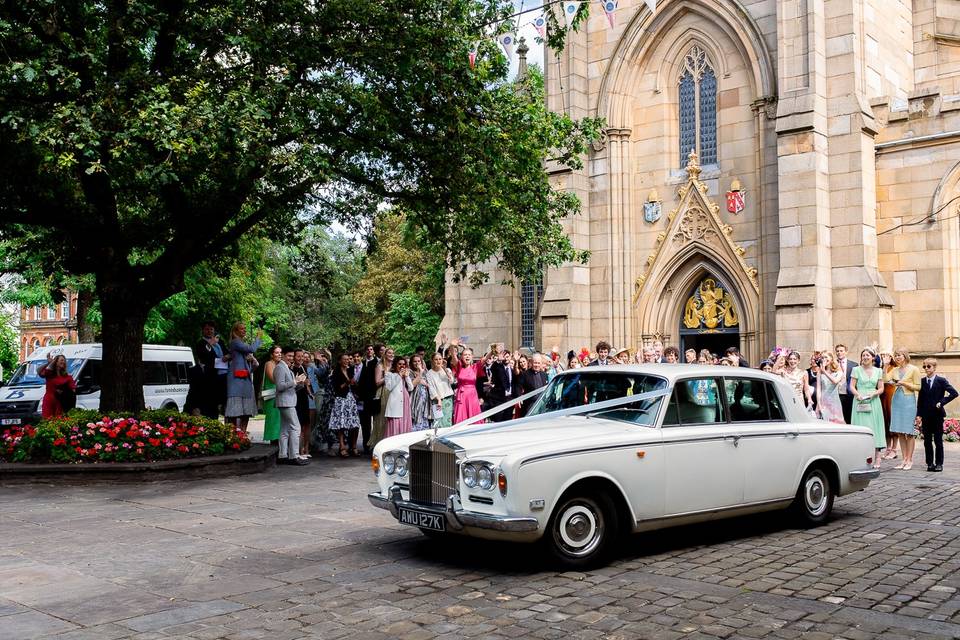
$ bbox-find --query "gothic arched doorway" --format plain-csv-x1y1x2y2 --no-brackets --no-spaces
678,275,741,358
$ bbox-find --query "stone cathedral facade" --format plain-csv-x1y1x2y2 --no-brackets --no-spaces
440,0,960,369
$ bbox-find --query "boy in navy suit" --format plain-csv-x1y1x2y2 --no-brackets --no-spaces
915,358,958,472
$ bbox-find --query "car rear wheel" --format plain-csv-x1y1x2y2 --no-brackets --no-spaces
544,492,618,568
791,466,834,526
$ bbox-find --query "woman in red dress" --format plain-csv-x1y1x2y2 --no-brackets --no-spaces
38,353,77,419
451,347,484,425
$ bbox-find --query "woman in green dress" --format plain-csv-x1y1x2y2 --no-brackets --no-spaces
261,346,282,444
851,347,885,468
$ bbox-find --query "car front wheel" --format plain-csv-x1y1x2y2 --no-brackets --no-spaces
792,466,834,525
544,493,618,568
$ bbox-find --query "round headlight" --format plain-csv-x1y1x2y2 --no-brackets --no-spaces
396,453,408,477
382,452,396,475
462,463,477,488
477,465,494,490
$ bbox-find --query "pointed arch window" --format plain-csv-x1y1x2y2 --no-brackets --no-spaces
520,277,544,349
678,45,717,168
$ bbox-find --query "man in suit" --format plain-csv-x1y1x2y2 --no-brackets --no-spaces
196,321,229,418
518,353,548,416
486,349,516,422
915,358,958,472
356,344,380,454
275,348,309,466
835,344,856,424
588,341,612,366
725,346,750,368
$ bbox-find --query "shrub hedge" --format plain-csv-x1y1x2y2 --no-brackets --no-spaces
0,409,250,464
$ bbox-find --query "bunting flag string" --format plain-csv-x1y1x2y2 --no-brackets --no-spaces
466,0,660,70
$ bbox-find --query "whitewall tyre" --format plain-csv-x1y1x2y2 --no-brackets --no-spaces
544,493,618,568
792,467,834,526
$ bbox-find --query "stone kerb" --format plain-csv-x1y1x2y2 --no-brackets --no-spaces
0,443,277,484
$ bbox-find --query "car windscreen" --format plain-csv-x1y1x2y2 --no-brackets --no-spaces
526,371,668,424
6,359,85,387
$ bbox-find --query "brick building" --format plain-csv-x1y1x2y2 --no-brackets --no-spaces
441,0,960,374
19,291,79,361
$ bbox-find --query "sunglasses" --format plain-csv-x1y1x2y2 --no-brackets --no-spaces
923,364,935,369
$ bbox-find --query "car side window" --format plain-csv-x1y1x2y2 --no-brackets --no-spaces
724,378,769,422
666,378,726,425
144,362,167,385
765,382,785,421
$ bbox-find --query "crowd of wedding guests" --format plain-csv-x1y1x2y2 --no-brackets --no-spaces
187,322,957,472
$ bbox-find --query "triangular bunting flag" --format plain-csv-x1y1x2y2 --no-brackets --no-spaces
533,15,547,39
499,32,515,61
599,0,617,28
563,2,582,28
468,42,479,69
645,0,657,12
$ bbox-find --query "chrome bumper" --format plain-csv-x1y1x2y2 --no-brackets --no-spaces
368,486,539,533
848,467,880,483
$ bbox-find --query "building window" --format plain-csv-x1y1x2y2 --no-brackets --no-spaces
47,305,56,320
678,44,717,167
520,278,544,349
34,306,41,321
33,339,41,353
58,335,67,345
61,300,70,319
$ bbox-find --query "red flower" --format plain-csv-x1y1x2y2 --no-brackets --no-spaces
53,438,67,447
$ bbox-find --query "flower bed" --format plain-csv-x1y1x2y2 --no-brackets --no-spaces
1,409,250,464
913,418,960,442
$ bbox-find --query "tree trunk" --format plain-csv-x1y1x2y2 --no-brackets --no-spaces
75,288,96,343
97,286,148,413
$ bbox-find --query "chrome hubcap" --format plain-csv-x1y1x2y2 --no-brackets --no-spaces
555,502,603,557
805,475,827,516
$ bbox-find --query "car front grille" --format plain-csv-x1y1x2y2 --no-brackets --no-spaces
0,400,41,420
409,440,458,507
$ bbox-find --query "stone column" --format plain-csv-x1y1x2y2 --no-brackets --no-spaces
606,127,633,349
774,0,835,351
823,0,892,350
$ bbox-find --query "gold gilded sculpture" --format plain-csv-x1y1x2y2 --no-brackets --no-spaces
682,278,739,330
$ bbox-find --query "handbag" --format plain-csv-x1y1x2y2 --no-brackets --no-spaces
856,400,872,413
261,387,276,401
57,383,77,412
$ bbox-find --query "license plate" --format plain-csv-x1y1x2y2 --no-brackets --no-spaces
398,506,446,532
0,418,21,426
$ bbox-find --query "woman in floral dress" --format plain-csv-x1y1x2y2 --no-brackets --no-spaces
329,353,361,457
425,352,455,428
851,348,886,468
816,351,845,424
409,354,433,431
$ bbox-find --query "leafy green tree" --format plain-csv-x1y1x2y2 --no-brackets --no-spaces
354,210,445,338
0,313,18,379
383,292,442,356
0,1,600,411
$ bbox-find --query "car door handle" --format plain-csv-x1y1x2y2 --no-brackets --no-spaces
724,435,742,447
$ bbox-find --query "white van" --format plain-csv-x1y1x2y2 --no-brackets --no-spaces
0,344,195,426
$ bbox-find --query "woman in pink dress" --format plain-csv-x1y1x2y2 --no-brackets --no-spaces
452,348,484,424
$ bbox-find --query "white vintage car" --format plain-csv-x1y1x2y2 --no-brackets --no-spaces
368,365,880,567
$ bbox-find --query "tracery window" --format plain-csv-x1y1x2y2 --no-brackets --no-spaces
678,45,717,168
520,277,544,349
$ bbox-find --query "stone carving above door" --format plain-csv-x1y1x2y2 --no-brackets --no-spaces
632,150,759,305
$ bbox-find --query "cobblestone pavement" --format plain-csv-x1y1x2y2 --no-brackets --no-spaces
2,445,960,639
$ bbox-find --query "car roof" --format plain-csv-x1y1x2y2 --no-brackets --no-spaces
561,364,782,383
26,343,193,362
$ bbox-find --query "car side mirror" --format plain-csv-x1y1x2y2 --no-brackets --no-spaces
76,383,100,395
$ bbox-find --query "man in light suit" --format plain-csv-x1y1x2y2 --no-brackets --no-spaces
915,358,958,472
835,344,856,424
275,347,309,466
